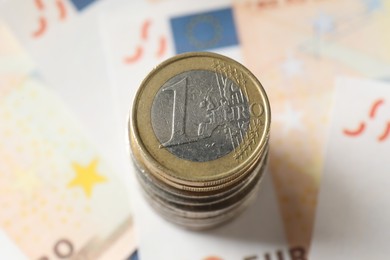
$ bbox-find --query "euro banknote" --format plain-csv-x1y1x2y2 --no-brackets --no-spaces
0,23,136,260
234,0,390,248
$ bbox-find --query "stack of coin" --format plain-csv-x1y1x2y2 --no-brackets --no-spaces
129,52,270,229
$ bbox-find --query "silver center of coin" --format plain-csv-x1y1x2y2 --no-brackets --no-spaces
151,70,250,162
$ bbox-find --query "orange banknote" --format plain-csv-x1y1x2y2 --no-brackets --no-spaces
0,24,136,259
234,0,390,249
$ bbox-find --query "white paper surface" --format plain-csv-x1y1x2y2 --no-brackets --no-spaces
310,77,390,259
100,1,287,259
0,229,27,260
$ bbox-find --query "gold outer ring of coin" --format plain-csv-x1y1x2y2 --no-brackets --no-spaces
132,145,269,200
129,52,270,189
130,131,268,193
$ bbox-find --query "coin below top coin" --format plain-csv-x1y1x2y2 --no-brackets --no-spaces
130,52,270,187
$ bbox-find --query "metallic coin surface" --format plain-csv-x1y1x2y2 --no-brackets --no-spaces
151,70,249,162
131,52,270,187
129,52,271,229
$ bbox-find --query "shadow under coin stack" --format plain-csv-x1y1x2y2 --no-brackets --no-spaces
129,52,271,230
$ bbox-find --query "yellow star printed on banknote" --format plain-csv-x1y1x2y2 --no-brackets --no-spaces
68,159,107,198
